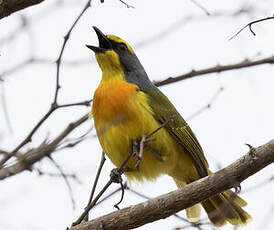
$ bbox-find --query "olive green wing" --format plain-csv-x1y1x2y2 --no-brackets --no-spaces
146,89,209,178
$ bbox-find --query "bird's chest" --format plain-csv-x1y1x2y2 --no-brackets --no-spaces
92,82,156,143
92,82,177,181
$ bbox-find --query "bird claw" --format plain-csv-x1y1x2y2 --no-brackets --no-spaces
234,184,241,193
134,135,148,170
245,143,257,159
110,168,122,183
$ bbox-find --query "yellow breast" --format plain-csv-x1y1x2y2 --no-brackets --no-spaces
92,80,180,182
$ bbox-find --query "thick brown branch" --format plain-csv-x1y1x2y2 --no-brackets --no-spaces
155,56,274,87
70,139,274,230
0,113,89,180
0,0,44,19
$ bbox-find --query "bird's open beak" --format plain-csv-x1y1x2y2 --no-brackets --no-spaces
86,26,112,52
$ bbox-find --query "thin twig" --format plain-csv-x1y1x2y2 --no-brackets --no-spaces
48,156,76,210
229,15,274,40
57,99,92,108
84,152,106,221
0,57,93,78
35,168,82,184
0,0,92,167
0,0,93,166
190,0,210,16
0,113,89,180
147,115,175,139
0,99,91,167
72,150,135,226
0,83,13,134
54,0,92,103
118,0,134,8
186,86,224,121
57,127,93,152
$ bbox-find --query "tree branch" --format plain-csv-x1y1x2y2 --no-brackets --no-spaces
69,139,274,230
0,0,45,19
0,113,89,180
229,15,274,40
154,55,274,87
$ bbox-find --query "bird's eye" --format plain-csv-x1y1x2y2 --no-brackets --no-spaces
118,43,127,51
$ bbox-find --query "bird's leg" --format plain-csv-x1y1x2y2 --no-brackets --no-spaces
135,135,146,170
132,140,139,156
134,116,175,170
135,135,156,170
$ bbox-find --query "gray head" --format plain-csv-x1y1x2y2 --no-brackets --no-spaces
86,27,156,91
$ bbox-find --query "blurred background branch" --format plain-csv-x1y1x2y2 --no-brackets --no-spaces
0,0,45,19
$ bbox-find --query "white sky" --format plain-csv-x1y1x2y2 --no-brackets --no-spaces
0,0,274,230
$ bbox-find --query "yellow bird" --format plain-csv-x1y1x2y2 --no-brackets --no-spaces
87,27,251,226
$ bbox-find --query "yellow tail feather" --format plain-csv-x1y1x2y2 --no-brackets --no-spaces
173,178,251,226
173,179,201,222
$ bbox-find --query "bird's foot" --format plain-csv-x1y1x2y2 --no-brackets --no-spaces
134,135,156,170
110,168,122,184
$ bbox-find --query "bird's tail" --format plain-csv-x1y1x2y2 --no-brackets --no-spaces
174,179,251,226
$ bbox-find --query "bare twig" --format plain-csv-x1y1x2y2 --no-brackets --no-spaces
0,0,93,167
57,127,93,152
229,15,274,40
70,139,274,230
0,99,91,167
133,7,256,50
84,152,106,221
0,113,89,180
118,0,134,8
186,86,224,120
0,83,13,133
57,100,92,109
0,6,261,80
35,168,82,184
48,156,76,209
72,149,136,226
54,0,92,104
154,56,274,87
190,0,210,16
0,57,93,78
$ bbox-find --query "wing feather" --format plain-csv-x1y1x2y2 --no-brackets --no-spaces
146,89,209,178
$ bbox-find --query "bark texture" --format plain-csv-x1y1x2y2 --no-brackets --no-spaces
70,139,274,230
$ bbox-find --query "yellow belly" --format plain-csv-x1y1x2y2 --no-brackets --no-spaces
93,82,197,182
